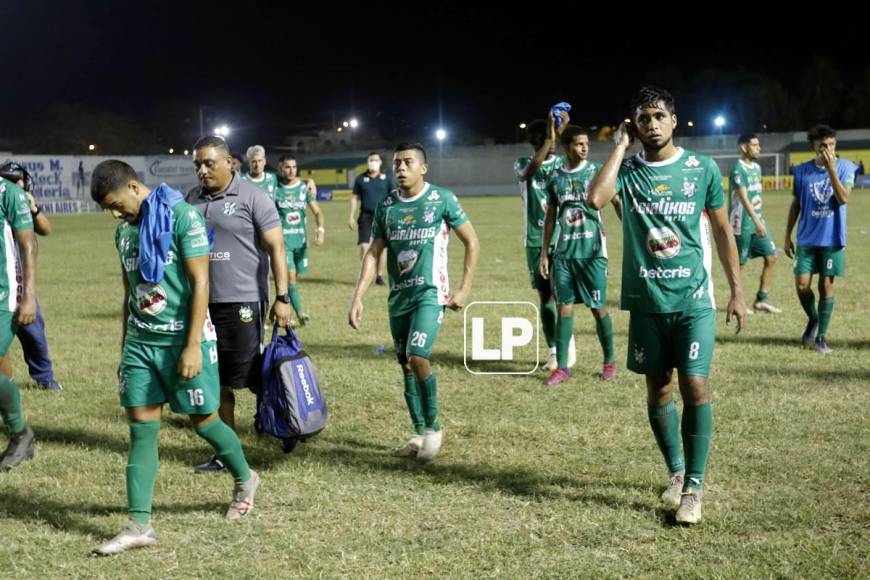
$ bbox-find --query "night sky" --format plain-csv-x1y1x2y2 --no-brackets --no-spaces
3,1,866,151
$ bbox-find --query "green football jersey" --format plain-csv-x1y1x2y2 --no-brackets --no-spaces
372,183,469,317
515,155,563,248
729,160,764,235
116,201,217,346
274,180,315,250
0,179,34,312
242,172,279,200
546,160,607,259
615,148,725,313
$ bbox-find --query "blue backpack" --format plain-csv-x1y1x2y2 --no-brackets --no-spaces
256,325,327,453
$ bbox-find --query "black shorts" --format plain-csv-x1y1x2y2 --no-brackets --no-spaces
209,301,265,391
358,211,374,245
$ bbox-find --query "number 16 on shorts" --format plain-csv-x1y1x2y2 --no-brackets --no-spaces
463,301,539,375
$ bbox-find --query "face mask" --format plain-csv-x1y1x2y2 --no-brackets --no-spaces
368,161,381,172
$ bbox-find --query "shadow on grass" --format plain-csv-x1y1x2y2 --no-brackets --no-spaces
295,434,657,513
716,334,870,349
0,489,223,539
733,365,870,381
296,276,356,287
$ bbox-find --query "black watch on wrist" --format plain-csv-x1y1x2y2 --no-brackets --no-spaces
31,205,41,216
276,293,292,304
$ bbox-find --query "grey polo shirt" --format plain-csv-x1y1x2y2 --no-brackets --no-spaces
185,172,281,303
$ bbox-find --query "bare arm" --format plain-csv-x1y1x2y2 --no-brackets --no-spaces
310,201,325,245
349,195,360,230
520,112,566,181
735,186,765,237
784,197,801,259
27,194,51,236
178,255,209,379
348,237,386,329
708,206,747,334
539,202,557,280
821,147,851,204
120,264,129,346
446,222,480,311
610,195,623,222
588,122,631,210
13,228,37,325
260,226,292,326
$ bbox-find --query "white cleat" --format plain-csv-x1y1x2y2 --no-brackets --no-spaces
226,469,260,520
675,488,704,525
391,434,424,458
753,301,782,314
92,520,158,556
543,352,558,371
567,335,577,369
661,472,684,511
416,428,443,463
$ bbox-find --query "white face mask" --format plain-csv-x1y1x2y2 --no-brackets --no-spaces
368,160,381,173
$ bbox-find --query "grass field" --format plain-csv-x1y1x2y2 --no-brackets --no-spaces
0,190,867,578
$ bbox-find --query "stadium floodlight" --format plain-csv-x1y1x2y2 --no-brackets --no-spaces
213,125,230,137
337,127,343,132
349,118,359,129
183,149,189,156
714,116,726,129
435,128,447,142
168,148,174,154
342,121,349,128
88,144,96,151
519,123,527,129
687,121,694,127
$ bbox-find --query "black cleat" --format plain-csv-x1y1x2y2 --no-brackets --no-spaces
0,426,35,471
193,455,227,474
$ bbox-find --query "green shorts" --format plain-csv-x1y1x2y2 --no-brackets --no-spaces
287,245,309,274
552,256,607,309
389,304,445,365
525,246,554,292
735,230,776,266
627,308,716,378
0,310,16,357
793,245,845,276
119,340,221,414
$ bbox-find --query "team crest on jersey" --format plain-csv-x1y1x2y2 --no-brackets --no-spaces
427,191,440,202
423,209,436,224
238,305,254,323
810,179,834,205
135,283,167,316
646,227,681,258
397,249,418,275
682,180,697,197
224,202,238,216
384,196,394,207
685,156,700,168
633,346,646,365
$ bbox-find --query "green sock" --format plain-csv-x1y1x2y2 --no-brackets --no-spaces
756,290,769,303
403,373,425,435
595,313,615,363
0,374,25,435
418,373,441,431
289,284,304,315
648,400,684,474
798,290,818,321
817,297,834,339
127,420,160,525
541,302,558,349
195,419,251,482
682,403,713,490
556,313,573,369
